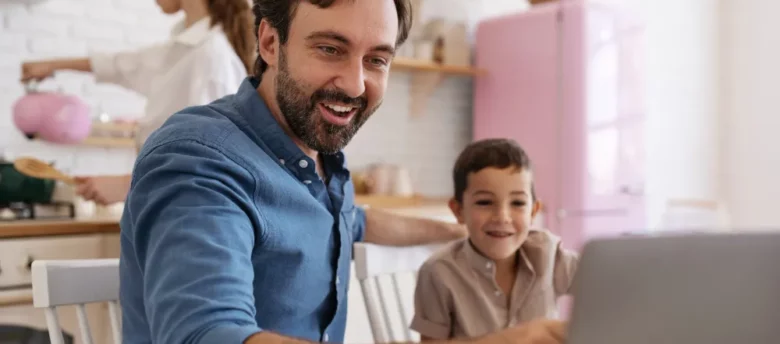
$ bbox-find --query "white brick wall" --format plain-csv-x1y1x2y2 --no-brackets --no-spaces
0,0,178,176
344,74,473,196
0,0,473,196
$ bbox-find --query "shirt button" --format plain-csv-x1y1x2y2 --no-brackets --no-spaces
486,262,492,269
303,180,312,185
336,276,340,285
494,290,502,297
279,158,285,164
299,160,308,168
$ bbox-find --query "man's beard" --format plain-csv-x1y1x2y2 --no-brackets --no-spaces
275,49,379,154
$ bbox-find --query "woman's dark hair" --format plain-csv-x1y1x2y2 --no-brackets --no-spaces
208,0,256,75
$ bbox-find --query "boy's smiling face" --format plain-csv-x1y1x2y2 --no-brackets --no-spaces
449,167,540,262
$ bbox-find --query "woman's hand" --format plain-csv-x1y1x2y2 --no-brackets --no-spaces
21,58,92,82
74,175,132,205
21,61,57,82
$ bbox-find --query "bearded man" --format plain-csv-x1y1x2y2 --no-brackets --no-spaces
118,1,567,343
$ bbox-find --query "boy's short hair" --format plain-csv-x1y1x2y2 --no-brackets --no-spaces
452,138,535,202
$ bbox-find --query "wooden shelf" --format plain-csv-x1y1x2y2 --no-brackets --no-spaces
35,122,139,148
31,136,136,149
90,122,137,131
30,122,138,148
391,57,486,76
80,136,136,148
390,57,485,117
83,122,138,148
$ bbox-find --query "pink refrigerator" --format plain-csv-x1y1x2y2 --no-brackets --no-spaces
473,0,647,252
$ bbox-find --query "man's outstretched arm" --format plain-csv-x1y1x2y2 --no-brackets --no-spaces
362,207,467,246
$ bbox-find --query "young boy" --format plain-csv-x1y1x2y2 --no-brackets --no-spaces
410,138,579,341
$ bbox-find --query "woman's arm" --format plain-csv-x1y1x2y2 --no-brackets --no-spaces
21,58,92,82
21,42,169,96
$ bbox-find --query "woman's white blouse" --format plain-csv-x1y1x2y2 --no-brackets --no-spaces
89,17,248,147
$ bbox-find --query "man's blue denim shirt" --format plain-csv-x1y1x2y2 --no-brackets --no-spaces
119,77,367,344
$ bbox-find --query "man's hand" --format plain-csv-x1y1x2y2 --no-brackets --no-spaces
478,319,567,344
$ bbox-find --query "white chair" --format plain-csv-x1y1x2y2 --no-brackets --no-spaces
353,242,447,343
31,259,121,344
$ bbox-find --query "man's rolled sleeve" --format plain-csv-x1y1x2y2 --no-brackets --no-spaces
126,140,263,344
410,262,452,339
352,206,367,243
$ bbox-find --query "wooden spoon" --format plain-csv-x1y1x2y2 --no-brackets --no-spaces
13,157,76,185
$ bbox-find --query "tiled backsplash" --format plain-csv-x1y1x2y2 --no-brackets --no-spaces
0,0,474,197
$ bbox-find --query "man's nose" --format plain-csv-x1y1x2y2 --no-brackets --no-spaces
334,59,366,99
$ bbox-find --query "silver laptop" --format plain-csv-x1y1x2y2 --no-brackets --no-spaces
566,231,780,344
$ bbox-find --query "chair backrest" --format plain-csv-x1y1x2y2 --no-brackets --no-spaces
31,259,121,344
353,242,447,343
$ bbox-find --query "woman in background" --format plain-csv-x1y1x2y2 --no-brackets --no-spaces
20,0,255,205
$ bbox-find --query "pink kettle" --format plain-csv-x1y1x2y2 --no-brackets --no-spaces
12,81,92,144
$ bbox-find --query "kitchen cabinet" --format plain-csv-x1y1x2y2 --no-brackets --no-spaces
0,229,120,344
472,1,647,250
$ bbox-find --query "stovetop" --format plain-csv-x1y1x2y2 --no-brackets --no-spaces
0,201,75,221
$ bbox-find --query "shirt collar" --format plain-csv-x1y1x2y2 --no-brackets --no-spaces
461,238,536,279
172,17,217,46
231,77,348,173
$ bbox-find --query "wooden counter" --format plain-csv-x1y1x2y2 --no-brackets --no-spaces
0,217,121,239
354,194,449,209
0,196,451,239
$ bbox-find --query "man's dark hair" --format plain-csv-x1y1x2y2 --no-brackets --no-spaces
452,138,536,203
251,0,413,79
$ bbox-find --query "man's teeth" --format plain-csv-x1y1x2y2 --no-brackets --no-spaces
325,104,354,113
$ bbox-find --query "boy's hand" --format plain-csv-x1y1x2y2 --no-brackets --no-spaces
477,319,567,344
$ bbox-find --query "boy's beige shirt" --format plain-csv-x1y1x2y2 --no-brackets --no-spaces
410,229,579,340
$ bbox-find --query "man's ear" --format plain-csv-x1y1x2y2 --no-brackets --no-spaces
448,197,465,224
257,19,279,71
